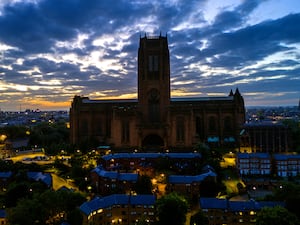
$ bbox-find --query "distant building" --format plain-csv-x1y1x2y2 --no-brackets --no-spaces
239,121,290,153
80,194,155,225
70,35,245,151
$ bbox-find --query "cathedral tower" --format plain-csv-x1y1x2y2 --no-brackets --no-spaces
137,34,170,125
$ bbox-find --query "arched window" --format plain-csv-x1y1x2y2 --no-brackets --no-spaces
80,119,88,134
148,89,160,122
224,116,233,132
196,116,203,137
176,116,185,142
121,120,130,143
208,116,216,132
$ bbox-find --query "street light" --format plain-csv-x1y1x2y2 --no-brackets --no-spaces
0,134,7,142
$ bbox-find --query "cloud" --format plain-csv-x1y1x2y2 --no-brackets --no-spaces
0,0,299,110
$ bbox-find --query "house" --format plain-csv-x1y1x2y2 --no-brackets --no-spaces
166,169,217,198
99,152,202,174
90,167,138,195
27,171,52,188
80,194,155,225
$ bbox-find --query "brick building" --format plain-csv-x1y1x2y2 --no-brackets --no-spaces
80,194,155,225
200,197,284,225
70,34,245,151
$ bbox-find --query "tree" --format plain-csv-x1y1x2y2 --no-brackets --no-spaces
134,175,153,194
7,189,85,225
256,206,300,225
7,197,46,225
264,182,300,219
190,210,209,225
155,192,189,225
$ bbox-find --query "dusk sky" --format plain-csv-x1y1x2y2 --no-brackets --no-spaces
0,0,300,111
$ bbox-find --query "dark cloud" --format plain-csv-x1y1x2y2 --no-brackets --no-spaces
0,0,299,110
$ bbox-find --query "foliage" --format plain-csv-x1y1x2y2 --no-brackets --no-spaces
7,190,85,225
29,121,71,154
7,197,46,225
4,180,48,208
282,119,300,153
256,206,300,225
0,125,29,140
264,182,300,219
134,175,153,194
155,192,189,225
190,210,209,225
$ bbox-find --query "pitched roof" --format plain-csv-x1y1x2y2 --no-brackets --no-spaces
200,198,285,212
0,209,5,218
102,152,201,161
168,170,217,184
92,167,138,181
237,152,270,159
0,171,13,179
80,194,156,216
273,153,300,160
27,171,52,187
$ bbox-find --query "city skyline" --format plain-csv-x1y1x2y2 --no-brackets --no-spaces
0,0,300,111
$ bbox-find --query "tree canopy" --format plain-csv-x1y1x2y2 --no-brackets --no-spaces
7,190,85,225
155,192,189,225
256,206,300,225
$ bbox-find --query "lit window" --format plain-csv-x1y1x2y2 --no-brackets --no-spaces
97,209,103,213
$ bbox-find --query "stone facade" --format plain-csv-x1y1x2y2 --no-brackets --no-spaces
70,35,245,151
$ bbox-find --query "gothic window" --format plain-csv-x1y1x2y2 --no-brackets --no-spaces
208,116,217,132
121,120,130,143
80,119,88,134
196,116,203,136
148,55,159,72
224,116,233,132
94,119,102,135
176,116,185,142
106,118,111,137
148,55,159,80
148,89,160,122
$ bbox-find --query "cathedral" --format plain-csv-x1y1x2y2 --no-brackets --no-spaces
69,34,245,151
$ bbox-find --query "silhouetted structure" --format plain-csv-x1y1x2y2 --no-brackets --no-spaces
240,121,290,153
70,34,245,151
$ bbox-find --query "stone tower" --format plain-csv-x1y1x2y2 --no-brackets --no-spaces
137,34,170,125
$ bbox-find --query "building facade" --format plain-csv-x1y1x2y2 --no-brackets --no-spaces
70,35,245,151
80,194,155,225
239,121,290,153
236,152,300,177
199,197,284,225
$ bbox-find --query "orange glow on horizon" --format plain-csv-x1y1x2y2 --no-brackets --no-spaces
22,99,70,110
